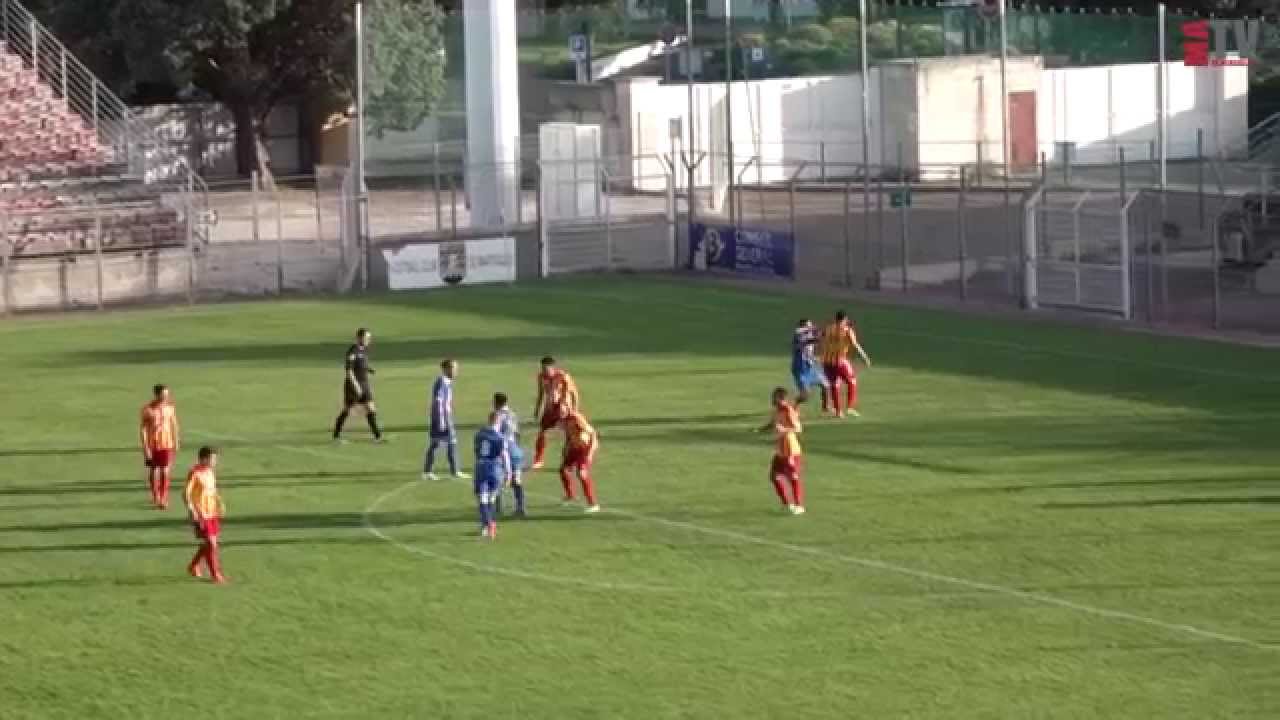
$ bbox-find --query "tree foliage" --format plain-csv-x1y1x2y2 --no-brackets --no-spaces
26,0,447,176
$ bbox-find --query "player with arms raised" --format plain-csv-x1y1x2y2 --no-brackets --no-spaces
790,319,829,412
184,446,228,583
757,387,805,515
333,327,384,443
473,413,511,539
532,356,579,469
819,310,872,418
139,384,180,509
560,408,600,513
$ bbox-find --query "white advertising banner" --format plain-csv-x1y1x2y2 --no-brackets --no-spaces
384,237,517,290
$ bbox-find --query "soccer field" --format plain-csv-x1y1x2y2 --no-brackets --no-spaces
0,276,1276,719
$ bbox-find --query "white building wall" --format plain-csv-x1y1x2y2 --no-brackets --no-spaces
1038,63,1248,163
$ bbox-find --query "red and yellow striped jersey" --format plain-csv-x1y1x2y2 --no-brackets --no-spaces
564,411,597,451
773,402,802,458
819,321,858,365
140,400,178,451
538,369,579,411
185,464,223,519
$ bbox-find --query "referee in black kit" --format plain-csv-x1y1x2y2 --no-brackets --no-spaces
333,327,385,443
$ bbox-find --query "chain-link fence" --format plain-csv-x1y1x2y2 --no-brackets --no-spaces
0,166,357,311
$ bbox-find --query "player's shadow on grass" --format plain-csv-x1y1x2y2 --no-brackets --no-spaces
0,446,137,458
0,534,387,558
0,471,399,498
384,411,762,436
1042,495,1280,510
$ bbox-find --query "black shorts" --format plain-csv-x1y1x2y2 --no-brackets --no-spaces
343,383,373,406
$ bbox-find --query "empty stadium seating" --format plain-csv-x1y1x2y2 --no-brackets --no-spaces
0,42,182,258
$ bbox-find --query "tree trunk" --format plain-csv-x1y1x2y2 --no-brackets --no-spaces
230,101,258,177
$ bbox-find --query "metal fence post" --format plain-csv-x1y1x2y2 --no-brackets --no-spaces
789,180,797,277
450,176,458,241
537,163,549,278
843,181,852,287
875,176,884,287
959,166,968,301
603,168,613,270
94,203,103,310
186,173,196,304
1211,196,1221,330
313,178,324,246
433,142,443,232
0,214,7,316
276,191,285,294
898,143,908,293
666,160,676,269
819,141,827,183
1145,192,1154,325
1196,129,1205,231
251,171,261,244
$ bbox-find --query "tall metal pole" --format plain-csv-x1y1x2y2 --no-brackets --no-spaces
686,0,697,224
1157,3,1168,189
723,0,735,228
998,0,1010,178
355,0,370,291
859,0,871,285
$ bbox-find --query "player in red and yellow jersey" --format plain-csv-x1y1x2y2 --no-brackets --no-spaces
757,387,805,515
818,310,872,418
139,384,180,509
532,356,580,469
559,408,600,513
184,446,227,584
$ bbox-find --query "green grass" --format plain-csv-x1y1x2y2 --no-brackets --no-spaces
0,276,1277,719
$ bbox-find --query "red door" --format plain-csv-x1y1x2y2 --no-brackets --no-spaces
1007,91,1038,169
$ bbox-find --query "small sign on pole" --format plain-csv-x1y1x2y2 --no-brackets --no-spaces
890,188,913,208
569,33,588,61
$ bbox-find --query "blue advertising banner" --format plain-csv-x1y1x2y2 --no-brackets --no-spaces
688,223,795,278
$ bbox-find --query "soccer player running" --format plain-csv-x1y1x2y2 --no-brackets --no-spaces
139,384,180,509
473,412,512,539
333,327,384,443
790,319,829,412
492,392,527,517
422,359,469,480
818,310,873,418
758,387,806,515
184,446,227,583
559,407,601,513
532,356,580,470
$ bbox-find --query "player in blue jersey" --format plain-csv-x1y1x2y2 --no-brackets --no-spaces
491,392,527,517
790,319,829,411
474,412,511,539
422,359,469,480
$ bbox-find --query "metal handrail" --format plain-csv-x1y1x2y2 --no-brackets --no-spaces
0,0,208,210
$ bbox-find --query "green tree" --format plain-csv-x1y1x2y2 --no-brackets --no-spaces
27,0,446,178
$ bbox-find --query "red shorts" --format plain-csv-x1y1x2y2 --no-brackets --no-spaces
540,405,565,432
147,448,175,468
192,517,221,540
770,455,802,480
822,360,856,385
561,446,595,472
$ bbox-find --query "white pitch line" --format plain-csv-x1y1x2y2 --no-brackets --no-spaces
203,430,1275,652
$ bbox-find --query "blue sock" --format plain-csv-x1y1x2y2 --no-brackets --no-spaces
478,499,491,527
447,443,459,474
423,441,438,472
495,490,504,516
513,483,526,513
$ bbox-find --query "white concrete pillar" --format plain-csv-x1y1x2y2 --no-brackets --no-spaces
464,0,521,228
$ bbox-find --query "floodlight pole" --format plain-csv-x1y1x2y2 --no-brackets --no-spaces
998,0,1009,178
355,0,370,291
686,0,697,223
723,0,735,228
1158,2,1168,189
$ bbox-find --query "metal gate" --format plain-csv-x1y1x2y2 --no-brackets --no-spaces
1025,187,1135,318
540,160,676,276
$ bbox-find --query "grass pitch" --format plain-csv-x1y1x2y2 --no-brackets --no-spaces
0,276,1276,719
